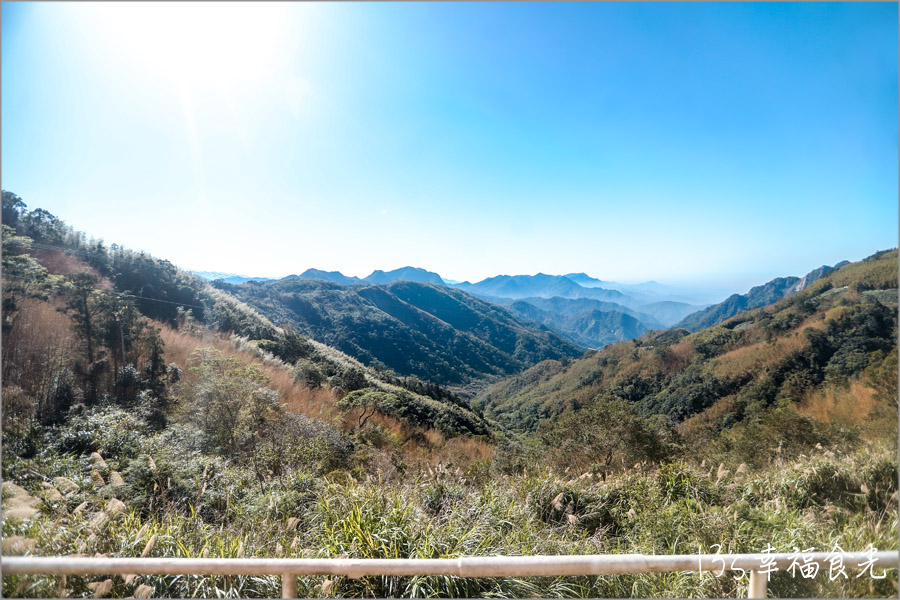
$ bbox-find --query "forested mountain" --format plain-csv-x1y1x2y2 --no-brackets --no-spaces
453,275,704,332
497,296,702,348
676,262,849,331
195,266,445,287
294,266,445,286
507,296,664,326
452,273,630,303
296,269,362,285
504,298,659,348
198,270,709,350
364,267,444,285
215,277,584,388
476,249,898,432
0,193,491,439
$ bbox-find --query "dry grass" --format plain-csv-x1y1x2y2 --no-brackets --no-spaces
667,339,697,369
159,326,338,423
797,379,879,425
34,249,113,289
2,298,76,405
402,430,494,472
159,325,492,465
710,326,810,380
709,342,768,379
678,394,739,437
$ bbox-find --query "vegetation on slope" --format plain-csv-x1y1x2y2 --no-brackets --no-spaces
1,193,490,439
3,404,896,598
676,261,848,332
2,192,896,598
476,250,898,434
216,277,584,388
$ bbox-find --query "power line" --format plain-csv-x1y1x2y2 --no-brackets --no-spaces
4,238,209,310
2,273,208,311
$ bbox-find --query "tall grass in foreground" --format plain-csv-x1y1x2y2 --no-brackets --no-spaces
3,414,896,598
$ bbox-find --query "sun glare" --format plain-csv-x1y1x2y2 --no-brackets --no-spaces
86,3,291,93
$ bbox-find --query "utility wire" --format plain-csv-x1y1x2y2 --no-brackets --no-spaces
2,272,208,311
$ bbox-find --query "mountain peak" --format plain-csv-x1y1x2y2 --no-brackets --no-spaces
364,266,444,286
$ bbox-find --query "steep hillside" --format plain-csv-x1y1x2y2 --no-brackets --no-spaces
677,262,847,331
506,301,654,348
507,296,664,326
0,198,492,440
215,277,584,388
476,250,898,432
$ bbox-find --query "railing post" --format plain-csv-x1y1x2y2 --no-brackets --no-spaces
281,572,297,598
747,570,767,599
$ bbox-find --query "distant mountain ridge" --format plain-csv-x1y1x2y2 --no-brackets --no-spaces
452,273,629,304
364,267,444,285
506,301,652,348
195,267,710,349
676,261,851,331
214,278,584,388
295,269,362,286
475,250,898,432
190,271,276,285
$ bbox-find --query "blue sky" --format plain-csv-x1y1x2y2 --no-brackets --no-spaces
2,2,897,292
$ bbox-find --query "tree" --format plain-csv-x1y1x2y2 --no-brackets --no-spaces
865,348,898,409
542,399,671,478
1,225,53,335
20,208,69,245
59,272,106,402
185,349,271,455
2,190,26,228
337,389,396,428
334,367,368,393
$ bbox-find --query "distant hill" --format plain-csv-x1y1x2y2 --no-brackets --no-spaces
561,272,616,288
509,296,664,326
296,268,363,285
452,273,630,304
295,266,444,286
502,297,663,348
507,301,651,348
476,249,898,432
191,271,276,285
677,262,849,331
364,266,444,285
215,278,584,388
201,268,714,329
565,273,711,304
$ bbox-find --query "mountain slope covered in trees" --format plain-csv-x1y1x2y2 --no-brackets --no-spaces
0,193,491,439
215,277,585,389
676,261,850,331
504,301,653,348
476,250,898,433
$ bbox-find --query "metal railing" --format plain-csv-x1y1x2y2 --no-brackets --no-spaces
3,552,897,598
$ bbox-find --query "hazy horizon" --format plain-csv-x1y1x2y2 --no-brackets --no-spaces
3,2,897,292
